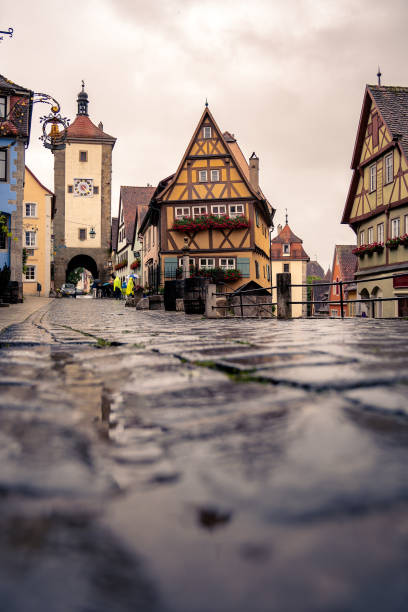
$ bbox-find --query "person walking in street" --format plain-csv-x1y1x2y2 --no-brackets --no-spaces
113,275,122,300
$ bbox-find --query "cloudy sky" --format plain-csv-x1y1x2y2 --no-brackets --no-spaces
3,0,408,270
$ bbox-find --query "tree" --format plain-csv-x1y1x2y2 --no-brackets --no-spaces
67,267,84,285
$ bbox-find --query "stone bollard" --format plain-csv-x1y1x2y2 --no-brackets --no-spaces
277,273,292,319
205,284,218,318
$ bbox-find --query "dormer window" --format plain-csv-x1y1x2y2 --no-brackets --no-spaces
283,244,290,255
0,96,6,118
203,126,212,139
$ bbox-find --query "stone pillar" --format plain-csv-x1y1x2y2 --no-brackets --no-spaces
182,236,190,279
277,272,292,319
205,284,217,318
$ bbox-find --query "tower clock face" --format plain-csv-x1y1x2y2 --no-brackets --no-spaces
74,178,93,197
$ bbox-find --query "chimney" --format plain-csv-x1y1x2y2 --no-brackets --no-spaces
98,121,103,130
249,152,259,192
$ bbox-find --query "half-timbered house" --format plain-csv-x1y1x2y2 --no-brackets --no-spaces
342,84,408,317
143,106,275,289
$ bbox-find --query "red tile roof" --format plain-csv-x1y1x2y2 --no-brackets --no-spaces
271,224,309,260
65,115,116,143
120,186,156,245
335,245,357,282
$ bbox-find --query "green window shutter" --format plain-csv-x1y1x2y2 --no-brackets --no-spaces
164,257,178,278
237,257,250,278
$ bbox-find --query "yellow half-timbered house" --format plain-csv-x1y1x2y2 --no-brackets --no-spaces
147,106,275,290
342,84,408,317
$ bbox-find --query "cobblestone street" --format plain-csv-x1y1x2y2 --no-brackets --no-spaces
1,298,408,612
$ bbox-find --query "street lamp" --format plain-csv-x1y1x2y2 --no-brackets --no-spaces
89,227,96,239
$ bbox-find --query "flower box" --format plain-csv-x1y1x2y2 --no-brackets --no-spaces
130,259,141,270
352,242,384,257
176,266,242,282
386,238,400,249
172,214,250,233
114,260,128,271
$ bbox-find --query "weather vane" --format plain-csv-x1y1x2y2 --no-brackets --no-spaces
0,27,13,42
377,66,382,86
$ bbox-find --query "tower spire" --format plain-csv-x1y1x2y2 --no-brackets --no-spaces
285,208,288,225
77,81,89,116
377,66,382,86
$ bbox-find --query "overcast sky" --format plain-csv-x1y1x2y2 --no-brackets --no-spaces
3,0,408,270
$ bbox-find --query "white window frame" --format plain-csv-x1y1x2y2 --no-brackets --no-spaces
0,148,6,181
367,227,373,244
175,207,191,219
25,231,36,247
198,170,208,182
210,169,220,182
0,96,6,118
385,153,393,184
199,258,215,269
203,126,212,139
24,265,36,281
369,163,376,192
377,223,384,243
178,257,195,267
391,217,400,239
283,244,290,256
24,202,37,217
192,205,207,218
283,263,290,273
404,214,408,234
229,204,244,218
359,230,365,246
211,204,227,215
220,258,235,270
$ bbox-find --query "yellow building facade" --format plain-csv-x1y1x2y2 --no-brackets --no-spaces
22,167,53,296
154,107,275,290
342,84,408,317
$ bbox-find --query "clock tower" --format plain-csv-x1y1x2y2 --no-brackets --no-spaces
53,83,116,288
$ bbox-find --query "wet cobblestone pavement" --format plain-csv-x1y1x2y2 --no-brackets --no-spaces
1,298,408,612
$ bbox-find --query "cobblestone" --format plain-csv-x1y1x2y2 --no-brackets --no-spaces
0,298,407,612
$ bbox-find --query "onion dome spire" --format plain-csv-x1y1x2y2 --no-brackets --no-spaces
77,80,89,116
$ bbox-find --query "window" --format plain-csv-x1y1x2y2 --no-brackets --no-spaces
79,151,88,162
377,223,384,243
93,186,99,195
385,153,393,184
210,169,220,182
369,164,376,192
25,231,36,247
229,204,244,218
199,258,215,269
203,126,212,139
0,149,6,181
367,227,373,244
255,260,260,279
175,207,191,218
0,227,7,249
68,185,73,193
283,244,290,255
24,265,36,281
26,249,34,256
79,228,87,241
359,230,365,246
220,258,235,270
0,96,6,118
255,210,260,227
192,206,207,217
391,217,400,238
283,263,290,272
211,205,226,215
198,170,208,182
405,214,408,234
25,203,37,217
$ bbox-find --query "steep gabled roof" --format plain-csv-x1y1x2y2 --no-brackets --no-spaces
111,217,118,252
333,245,357,283
271,223,309,260
25,166,53,195
0,74,32,94
307,260,325,278
139,174,175,236
158,106,266,204
65,114,116,144
120,186,155,245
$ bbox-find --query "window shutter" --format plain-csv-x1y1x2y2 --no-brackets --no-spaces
164,257,178,278
237,257,250,278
